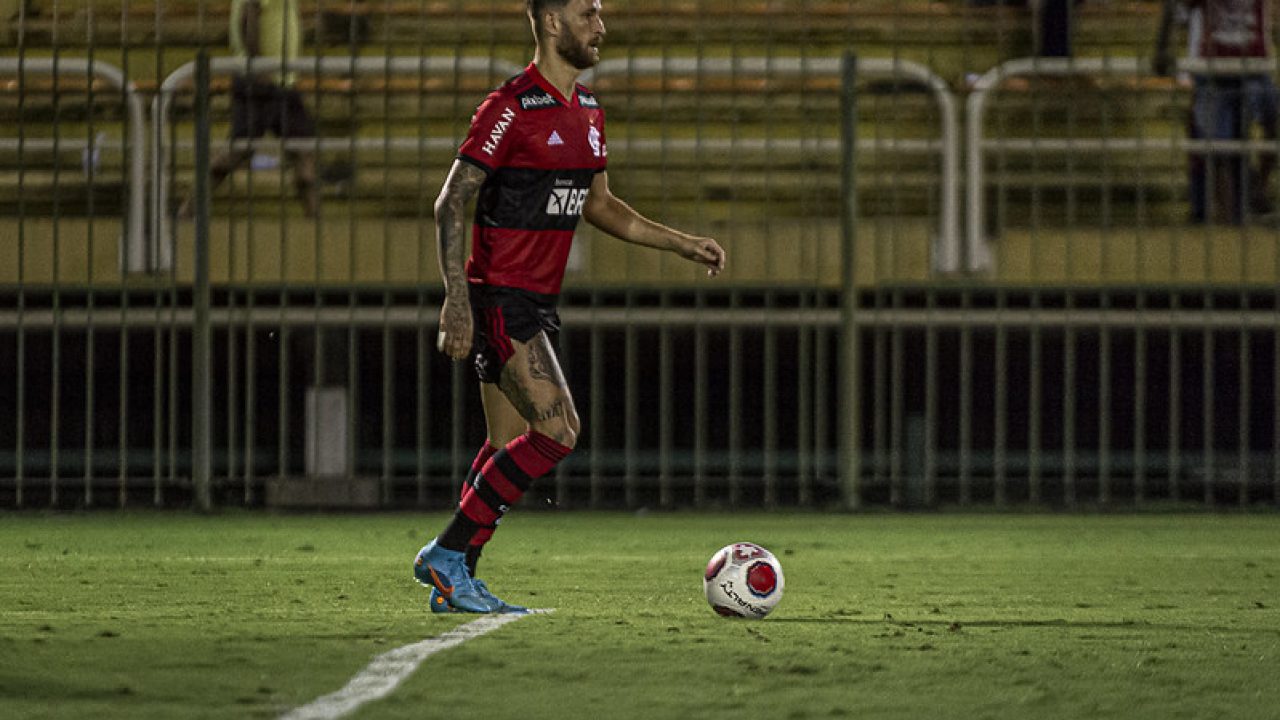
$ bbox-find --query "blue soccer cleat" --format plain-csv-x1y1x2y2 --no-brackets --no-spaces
426,576,527,614
473,579,529,615
427,586,457,614
414,541,502,613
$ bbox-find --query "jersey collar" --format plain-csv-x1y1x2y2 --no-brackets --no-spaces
527,62,578,108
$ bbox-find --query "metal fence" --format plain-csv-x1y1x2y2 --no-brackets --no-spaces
2,1,1278,510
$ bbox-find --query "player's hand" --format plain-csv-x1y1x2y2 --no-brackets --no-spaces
436,293,473,360
678,235,726,277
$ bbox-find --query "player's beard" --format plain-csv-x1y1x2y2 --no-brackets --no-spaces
557,30,599,70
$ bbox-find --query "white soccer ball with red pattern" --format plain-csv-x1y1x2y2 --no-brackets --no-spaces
703,542,785,619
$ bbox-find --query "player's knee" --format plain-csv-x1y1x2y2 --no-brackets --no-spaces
536,424,576,450
534,409,579,450
567,408,581,440
488,429,522,448
560,416,581,451
559,426,579,451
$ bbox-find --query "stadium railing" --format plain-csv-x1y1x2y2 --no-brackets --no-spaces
146,54,959,276
0,56,148,273
581,55,961,274
968,55,1280,275
6,42,1280,510
150,55,525,270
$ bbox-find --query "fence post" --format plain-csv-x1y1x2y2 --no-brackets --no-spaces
839,51,861,510
192,49,213,511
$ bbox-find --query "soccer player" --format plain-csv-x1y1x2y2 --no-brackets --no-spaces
413,0,726,613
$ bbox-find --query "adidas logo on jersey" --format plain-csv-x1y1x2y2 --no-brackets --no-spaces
547,130,565,146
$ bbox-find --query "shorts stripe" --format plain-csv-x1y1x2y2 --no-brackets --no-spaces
493,308,514,361
486,307,514,364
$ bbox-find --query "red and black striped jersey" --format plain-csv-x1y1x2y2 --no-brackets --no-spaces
457,62,608,296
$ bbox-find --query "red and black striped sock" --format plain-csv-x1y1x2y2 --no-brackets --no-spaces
461,442,499,500
460,443,498,575
436,431,572,553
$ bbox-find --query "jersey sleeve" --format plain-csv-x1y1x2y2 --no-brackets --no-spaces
457,92,519,173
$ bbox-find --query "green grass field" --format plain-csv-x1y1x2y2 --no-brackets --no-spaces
2,512,1278,719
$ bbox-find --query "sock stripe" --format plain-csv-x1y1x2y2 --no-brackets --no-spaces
492,452,534,492
527,431,571,462
443,431,570,554
472,478,508,515
460,496,500,526
471,443,497,472
461,443,498,503
479,458,524,501
435,513,482,553
506,433,569,479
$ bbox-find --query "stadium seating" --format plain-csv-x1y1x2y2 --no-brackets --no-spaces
4,0,1256,287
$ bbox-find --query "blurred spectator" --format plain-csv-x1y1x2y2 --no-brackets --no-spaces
1036,0,1083,57
0,0,35,45
1156,0,1278,224
1186,4,1210,222
182,0,318,218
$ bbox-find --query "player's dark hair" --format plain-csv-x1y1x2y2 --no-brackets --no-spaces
527,0,571,36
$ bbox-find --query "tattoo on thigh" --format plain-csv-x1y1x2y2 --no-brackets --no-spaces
531,400,565,422
497,334,570,424
498,368,567,423
527,339,559,383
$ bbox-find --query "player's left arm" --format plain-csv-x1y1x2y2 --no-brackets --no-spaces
583,171,725,276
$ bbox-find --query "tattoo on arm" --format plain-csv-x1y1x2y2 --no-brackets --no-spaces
434,162,487,293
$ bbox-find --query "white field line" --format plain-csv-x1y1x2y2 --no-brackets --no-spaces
279,609,553,720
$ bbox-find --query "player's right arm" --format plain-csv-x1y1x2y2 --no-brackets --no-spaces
434,160,487,360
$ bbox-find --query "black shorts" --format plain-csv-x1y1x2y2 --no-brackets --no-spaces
469,285,561,384
230,75,316,141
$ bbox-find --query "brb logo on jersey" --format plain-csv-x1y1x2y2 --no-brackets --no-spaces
547,187,588,216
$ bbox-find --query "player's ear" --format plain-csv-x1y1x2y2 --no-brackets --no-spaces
543,9,562,39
